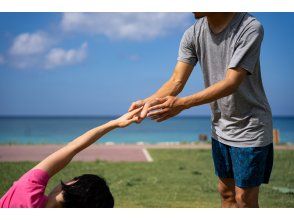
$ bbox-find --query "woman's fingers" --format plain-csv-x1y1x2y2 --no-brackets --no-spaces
128,100,144,112
128,116,140,123
128,106,143,118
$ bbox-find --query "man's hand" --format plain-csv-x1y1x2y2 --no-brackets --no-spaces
114,107,142,128
146,96,186,122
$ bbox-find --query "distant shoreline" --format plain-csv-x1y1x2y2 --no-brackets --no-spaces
1,115,294,118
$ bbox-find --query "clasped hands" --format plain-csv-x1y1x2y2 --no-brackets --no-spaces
128,96,186,123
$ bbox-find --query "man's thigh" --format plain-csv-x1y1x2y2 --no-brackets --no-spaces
229,144,273,188
211,138,234,179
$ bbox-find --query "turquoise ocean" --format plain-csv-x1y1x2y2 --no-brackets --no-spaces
0,117,293,145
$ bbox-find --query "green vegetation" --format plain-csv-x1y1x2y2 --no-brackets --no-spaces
0,149,293,207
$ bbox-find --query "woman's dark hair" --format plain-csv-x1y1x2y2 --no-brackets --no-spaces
60,174,114,208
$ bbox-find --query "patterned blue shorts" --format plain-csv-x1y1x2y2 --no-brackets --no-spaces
211,138,274,188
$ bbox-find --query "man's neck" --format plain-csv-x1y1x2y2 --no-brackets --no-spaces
206,13,236,34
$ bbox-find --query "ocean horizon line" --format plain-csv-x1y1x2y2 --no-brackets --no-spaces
0,115,294,119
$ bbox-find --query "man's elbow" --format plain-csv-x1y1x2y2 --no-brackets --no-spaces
224,68,247,94
224,80,240,95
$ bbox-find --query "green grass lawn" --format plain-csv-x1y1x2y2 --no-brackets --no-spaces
0,149,293,207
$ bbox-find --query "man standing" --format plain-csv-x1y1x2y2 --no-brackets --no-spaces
129,13,273,208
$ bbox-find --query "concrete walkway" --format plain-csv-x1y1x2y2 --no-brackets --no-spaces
0,145,151,162
0,144,292,162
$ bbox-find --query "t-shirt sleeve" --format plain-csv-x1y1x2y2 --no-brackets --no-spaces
177,25,198,66
19,169,50,186
0,169,50,208
228,22,264,75
17,169,50,207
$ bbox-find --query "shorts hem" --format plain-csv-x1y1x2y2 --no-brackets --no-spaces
215,173,233,180
235,181,269,188
215,173,270,188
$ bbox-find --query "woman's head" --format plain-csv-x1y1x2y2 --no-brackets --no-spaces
47,174,114,208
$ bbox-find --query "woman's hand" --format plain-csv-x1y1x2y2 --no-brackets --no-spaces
128,98,164,122
114,107,143,128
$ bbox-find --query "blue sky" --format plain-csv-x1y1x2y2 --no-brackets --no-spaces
0,13,293,116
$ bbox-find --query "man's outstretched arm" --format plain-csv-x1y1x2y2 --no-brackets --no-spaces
128,61,194,118
147,67,247,122
33,108,142,177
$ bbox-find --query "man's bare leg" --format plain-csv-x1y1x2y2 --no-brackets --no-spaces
235,186,259,208
218,178,238,208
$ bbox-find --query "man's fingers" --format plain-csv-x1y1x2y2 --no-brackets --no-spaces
140,102,151,118
129,97,168,113
140,99,163,117
156,114,171,122
139,97,168,118
150,113,170,122
148,103,167,112
150,112,168,120
147,108,169,117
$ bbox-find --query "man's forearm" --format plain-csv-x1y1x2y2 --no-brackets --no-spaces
180,68,247,109
145,68,247,122
145,79,185,102
129,61,194,115
181,79,237,109
145,62,194,102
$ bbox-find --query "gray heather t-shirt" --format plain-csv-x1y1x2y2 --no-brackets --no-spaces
177,13,272,147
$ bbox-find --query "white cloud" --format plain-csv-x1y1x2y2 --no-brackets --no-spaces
45,42,88,69
0,54,5,65
9,32,52,56
61,13,191,41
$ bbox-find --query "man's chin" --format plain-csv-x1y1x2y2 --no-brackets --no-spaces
193,12,208,19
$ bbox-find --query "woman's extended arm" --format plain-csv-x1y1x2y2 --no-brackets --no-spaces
33,108,142,177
